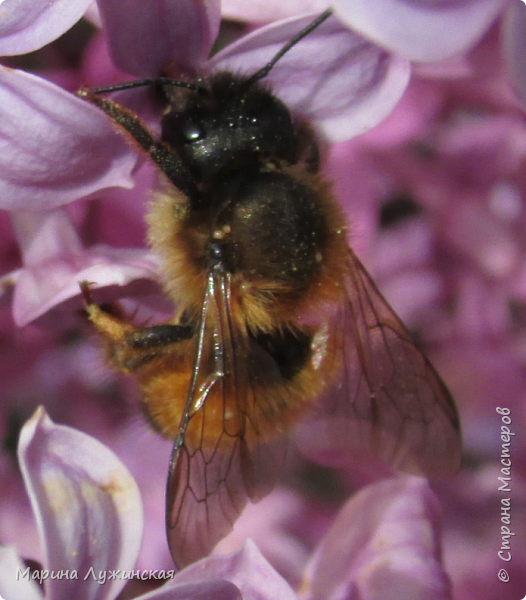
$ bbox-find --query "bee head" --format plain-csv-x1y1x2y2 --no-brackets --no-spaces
160,72,298,181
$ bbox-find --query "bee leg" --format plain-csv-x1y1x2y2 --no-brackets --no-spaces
120,324,195,371
76,87,198,201
80,281,194,373
80,280,133,341
125,324,195,349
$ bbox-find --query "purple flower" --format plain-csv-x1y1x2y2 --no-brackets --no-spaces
220,0,330,24
299,477,452,600
220,0,526,111
0,408,276,599
0,409,451,600
332,0,511,61
2,2,525,598
0,62,145,322
0,67,137,212
4,208,160,325
329,0,526,111
2,407,143,599
0,0,93,56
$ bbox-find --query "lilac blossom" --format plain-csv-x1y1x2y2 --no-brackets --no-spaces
97,0,222,77
0,0,93,56
0,67,137,212
332,0,511,62
220,0,330,23
298,477,451,600
0,409,451,600
1,1,525,599
4,208,160,326
2,407,143,600
0,65,148,324
330,0,526,111
222,0,526,111
213,477,453,600
0,408,241,599
222,0,511,63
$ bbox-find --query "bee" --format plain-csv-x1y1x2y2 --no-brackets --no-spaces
78,9,461,568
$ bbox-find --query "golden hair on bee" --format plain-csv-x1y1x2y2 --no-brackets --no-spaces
147,161,350,335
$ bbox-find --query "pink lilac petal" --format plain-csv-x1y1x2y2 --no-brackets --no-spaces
221,0,329,23
0,545,43,600
17,407,144,600
65,164,156,250
11,209,84,266
442,199,520,278
0,0,92,56
216,490,310,587
0,67,137,211
209,13,410,142
138,580,242,600
79,29,132,90
174,540,298,600
377,269,443,326
332,0,510,62
300,477,451,600
371,220,434,279
358,77,444,148
97,0,221,77
84,2,102,27
12,246,160,326
9,208,160,325
502,1,526,107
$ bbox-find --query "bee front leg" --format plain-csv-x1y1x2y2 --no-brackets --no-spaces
80,281,194,373
76,87,198,201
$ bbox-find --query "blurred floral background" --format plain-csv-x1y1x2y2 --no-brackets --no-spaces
0,1,526,599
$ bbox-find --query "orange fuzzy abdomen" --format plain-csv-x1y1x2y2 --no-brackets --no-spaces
135,333,333,452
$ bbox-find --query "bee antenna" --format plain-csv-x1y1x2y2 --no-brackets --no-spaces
244,9,332,88
90,78,207,96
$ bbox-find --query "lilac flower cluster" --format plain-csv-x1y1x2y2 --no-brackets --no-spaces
1,1,526,599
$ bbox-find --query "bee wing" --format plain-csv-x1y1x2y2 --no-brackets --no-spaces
166,272,286,569
301,249,461,478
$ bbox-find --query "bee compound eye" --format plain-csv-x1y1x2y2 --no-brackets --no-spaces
181,119,205,143
162,112,206,146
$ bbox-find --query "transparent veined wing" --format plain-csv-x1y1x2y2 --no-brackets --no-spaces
297,249,461,478
166,270,287,568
